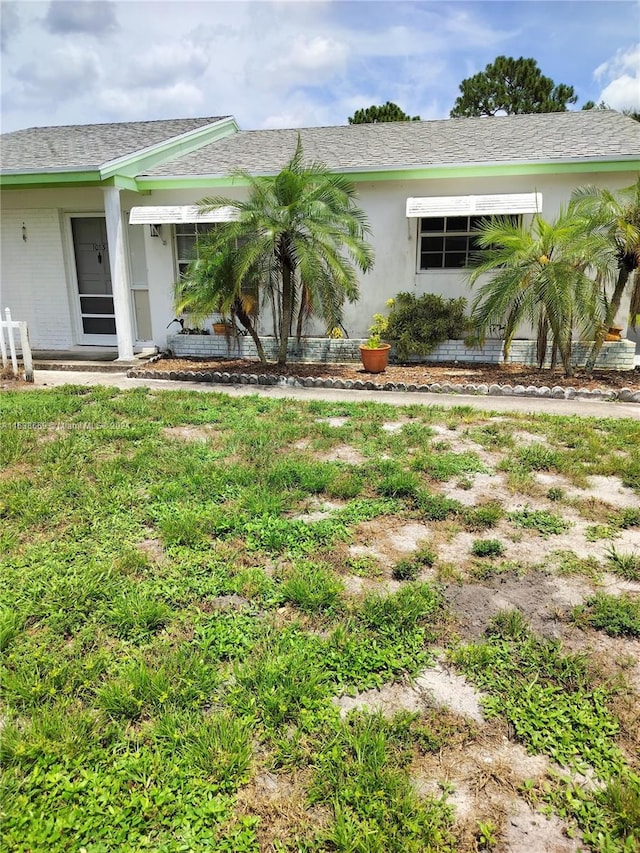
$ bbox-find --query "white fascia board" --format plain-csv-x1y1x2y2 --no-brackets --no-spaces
406,192,543,218
128,205,238,224
100,117,239,177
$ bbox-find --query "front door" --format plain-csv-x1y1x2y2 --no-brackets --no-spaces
71,217,117,343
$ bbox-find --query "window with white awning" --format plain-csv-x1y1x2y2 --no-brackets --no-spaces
128,205,238,225
406,193,542,218
408,194,543,271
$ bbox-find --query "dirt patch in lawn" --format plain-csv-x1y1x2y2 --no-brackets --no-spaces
161,425,220,443
333,656,486,723
236,769,330,852
443,570,592,641
410,729,580,852
138,356,640,391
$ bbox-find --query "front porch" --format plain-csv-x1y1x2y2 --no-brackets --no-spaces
31,346,156,372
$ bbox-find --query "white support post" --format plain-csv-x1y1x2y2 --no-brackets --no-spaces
5,308,18,375
103,187,135,360
19,322,33,382
0,312,7,369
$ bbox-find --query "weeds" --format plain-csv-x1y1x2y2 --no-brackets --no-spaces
471,539,505,559
2,387,639,851
605,546,640,581
508,507,571,537
573,593,640,637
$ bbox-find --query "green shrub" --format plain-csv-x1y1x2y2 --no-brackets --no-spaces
391,548,436,581
605,546,640,581
385,292,473,361
508,507,570,537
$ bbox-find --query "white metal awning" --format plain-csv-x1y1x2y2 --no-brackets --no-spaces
405,192,542,218
128,205,238,225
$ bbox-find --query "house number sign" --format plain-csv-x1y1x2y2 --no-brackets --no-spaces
92,242,108,264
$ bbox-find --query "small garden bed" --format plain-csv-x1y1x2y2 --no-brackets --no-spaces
135,356,640,393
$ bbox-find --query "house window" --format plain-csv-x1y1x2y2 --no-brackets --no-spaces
418,215,520,270
175,222,216,277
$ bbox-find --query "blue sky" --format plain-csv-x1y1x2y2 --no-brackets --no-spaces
1,0,638,133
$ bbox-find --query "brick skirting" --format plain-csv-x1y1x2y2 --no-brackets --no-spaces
167,334,636,371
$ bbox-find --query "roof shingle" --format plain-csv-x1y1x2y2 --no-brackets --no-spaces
141,111,640,178
0,116,229,172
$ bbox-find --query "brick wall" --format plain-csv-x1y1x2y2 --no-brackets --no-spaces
0,209,75,349
168,334,636,371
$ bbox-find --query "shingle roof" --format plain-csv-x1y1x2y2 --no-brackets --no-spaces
0,116,229,172
142,111,640,178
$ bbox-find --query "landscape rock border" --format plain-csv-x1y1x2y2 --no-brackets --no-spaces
127,366,640,403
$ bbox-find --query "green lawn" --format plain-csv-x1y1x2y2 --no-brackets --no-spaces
1,386,639,852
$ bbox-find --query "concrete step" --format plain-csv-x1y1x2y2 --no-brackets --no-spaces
33,360,144,373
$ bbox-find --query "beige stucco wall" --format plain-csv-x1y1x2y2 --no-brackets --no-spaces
1,168,637,351
143,170,638,345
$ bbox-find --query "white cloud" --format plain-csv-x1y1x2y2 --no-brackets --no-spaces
1,1,638,134
1,2,22,52
260,34,349,87
126,42,210,89
13,43,101,101
44,0,119,37
97,82,205,119
594,43,640,109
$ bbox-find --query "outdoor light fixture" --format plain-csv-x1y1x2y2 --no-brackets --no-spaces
22,223,27,242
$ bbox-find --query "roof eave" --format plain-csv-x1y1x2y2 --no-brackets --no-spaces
99,116,239,179
0,116,240,189
135,155,640,188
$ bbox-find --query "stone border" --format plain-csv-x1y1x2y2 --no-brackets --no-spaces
127,363,640,403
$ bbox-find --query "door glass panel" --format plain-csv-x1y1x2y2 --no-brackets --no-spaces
133,290,152,341
82,317,117,335
80,296,115,315
128,224,148,287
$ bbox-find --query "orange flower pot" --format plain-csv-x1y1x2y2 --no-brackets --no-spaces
359,343,391,373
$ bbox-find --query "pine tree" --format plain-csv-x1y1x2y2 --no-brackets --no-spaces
450,56,577,117
348,102,420,124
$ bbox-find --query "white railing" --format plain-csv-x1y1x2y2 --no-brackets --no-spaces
0,308,34,382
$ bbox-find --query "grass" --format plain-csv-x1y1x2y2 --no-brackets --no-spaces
471,538,505,559
605,546,640,581
451,612,640,848
1,386,639,852
573,593,640,637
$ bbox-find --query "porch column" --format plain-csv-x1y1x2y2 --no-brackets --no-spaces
103,187,134,360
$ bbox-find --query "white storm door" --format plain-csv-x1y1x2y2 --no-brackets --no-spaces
71,217,118,344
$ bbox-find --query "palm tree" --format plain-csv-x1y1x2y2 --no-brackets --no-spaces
180,138,374,365
174,243,267,363
467,212,601,377
569,179,640,375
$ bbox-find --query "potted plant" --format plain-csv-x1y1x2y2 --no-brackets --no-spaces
212,320,233,335
359,305,392,373
605,324,624,341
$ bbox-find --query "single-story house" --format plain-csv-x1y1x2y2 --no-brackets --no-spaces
1,110,639,362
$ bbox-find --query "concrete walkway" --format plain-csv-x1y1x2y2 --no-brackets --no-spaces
26,369,640,420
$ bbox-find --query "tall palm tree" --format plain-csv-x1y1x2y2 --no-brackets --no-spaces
569,179,640,375
180,138,374,365
467,212,601,377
